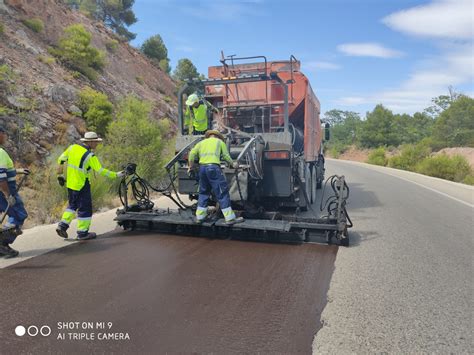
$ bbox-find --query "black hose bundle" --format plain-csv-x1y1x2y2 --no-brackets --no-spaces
320,175,353,228
118,163,191,211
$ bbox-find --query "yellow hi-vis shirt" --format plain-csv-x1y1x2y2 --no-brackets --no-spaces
189,137,233,165
58,144,118,191
184,103,208,132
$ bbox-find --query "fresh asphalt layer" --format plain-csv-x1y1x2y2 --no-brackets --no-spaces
0,159,472,353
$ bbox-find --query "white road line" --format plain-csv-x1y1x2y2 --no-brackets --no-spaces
329,159,474,209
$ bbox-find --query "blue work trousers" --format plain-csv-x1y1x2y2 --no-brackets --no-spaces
0,192,28,244
197,164,231,210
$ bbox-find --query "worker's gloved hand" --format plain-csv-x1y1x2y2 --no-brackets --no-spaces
57,175,66,187
16,168,31,175
232,162,239,169
7,195,16,206
117,171,126,178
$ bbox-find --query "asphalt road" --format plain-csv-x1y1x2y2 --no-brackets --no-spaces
0,230,337,353
314,160,473,354
0,159,472,354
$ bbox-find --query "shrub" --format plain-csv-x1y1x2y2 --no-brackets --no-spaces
163,95,173,103
53,24,105,81
416,154,472,183
388,142,431,171
22,18,44,33
105,39,119,52
367,147,387,166
0,22,4,35
159,58,171,73
100,96,170,183
135,76,144,85
38,55,56,65
463,175,474,185
327,142,348,159
77,87,114,136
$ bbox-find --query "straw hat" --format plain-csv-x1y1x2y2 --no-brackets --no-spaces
80,131,103,142
205,130,225,141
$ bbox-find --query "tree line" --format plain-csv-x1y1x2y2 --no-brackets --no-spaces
325,91,474,152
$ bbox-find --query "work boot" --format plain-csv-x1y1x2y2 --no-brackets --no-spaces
0,244,19,258
76,232,97,241
56,225,68,239
225,217,245,225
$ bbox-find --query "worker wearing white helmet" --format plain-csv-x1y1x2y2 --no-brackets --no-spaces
184,93,218,135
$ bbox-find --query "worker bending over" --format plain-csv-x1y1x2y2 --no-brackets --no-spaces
56,132,125,240
188,130,244,225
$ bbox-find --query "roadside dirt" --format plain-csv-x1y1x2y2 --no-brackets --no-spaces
436,147,474,168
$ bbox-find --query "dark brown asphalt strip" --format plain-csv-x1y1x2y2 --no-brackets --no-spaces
0,230,337,354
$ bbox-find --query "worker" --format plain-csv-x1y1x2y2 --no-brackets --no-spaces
56,131,125,240
0,125,29,258
188,130,244,225
184,93,218,135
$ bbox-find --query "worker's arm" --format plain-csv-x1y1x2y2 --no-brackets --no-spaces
203,99,219,114
0,150,11,197
87,155,122,179
188,143,200,169
57,146,71,175
184,106,192,133
220,141,233,165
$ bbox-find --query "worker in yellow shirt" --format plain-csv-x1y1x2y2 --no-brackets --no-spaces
56,132,125,240
188,130,244,225
0,126,29,258
184,93,218,135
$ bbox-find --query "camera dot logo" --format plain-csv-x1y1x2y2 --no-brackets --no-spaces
15,325,51,337
15,326,26,337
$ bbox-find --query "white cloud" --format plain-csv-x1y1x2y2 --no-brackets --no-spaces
382,0,473,39
337,42,404,58
304,61,341,71
336,44,473,113
335,0,473,113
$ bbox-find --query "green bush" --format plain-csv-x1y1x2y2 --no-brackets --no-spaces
463,175,474,185
327,142,348,159
38,55,56,65
100,96,171,183
416,154,472,183
367,147,387,166
77,87,114,136
388,142,431,171
22,18,44,33
53,24,105,81
105,39,119,52
159,58,171,73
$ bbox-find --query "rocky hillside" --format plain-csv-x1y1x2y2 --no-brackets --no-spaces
0,0,177,165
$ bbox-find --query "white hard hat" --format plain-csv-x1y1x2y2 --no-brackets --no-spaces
185,93,199,106
80,131,103,142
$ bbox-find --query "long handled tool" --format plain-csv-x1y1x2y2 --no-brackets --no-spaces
0,173,29,225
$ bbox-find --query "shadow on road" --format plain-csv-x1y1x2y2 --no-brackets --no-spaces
347,230,382,247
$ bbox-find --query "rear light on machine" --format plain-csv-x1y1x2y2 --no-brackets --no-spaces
264,151,290,160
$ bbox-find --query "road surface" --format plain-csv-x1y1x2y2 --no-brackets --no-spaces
0,159,472,353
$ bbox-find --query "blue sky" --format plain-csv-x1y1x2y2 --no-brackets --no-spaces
130,0,473,116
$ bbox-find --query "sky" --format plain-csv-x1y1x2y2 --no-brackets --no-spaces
130,0,473,116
